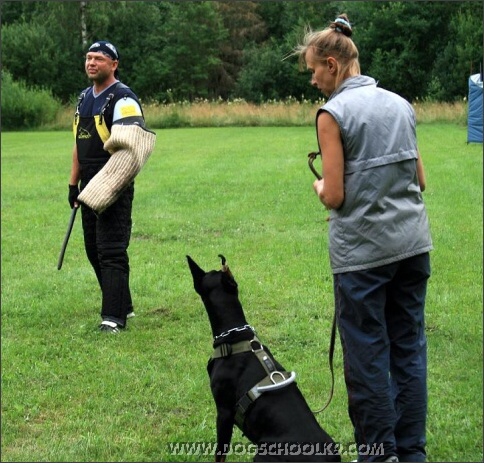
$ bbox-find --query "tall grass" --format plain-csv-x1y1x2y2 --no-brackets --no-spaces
43,99,468,131
1,124,482,462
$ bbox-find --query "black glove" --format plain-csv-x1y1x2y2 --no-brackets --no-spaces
68,184,80,209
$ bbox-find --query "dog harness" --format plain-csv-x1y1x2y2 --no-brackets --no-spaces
212,336,296,429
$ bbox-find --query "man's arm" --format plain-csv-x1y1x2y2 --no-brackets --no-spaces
68,145,81,209
69,145,81,186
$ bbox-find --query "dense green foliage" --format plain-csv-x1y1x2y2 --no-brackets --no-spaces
1,1,481,104
1,70,62,129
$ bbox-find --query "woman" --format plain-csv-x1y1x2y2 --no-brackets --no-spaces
294,15,433,463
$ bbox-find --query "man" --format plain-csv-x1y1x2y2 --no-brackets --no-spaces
68,40,155,333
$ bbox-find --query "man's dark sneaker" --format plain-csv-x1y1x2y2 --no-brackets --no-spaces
99,321,121,333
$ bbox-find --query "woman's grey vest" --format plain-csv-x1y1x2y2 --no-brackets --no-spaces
319,76,432,274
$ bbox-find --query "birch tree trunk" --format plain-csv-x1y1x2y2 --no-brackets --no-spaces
80,1,88,49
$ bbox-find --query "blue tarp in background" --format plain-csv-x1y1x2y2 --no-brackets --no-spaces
467,73,483,143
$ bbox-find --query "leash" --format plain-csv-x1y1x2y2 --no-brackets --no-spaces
308,151,322,180
307,150,336,415
311,311,336,414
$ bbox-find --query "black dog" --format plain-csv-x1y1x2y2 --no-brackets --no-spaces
187,255,340,462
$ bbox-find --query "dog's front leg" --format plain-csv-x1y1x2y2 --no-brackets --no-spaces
215,407,235,462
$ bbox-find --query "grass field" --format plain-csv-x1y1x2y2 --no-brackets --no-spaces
1,124,482,462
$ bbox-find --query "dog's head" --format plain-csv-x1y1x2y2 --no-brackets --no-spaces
187,254,248,339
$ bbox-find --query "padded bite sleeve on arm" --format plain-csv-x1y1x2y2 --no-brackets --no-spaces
77,124,156,214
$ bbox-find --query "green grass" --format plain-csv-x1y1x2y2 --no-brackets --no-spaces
1,124,482,462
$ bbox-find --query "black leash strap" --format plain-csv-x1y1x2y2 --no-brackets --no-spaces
308,151,322,180
307,148,336,413
312,311,336,414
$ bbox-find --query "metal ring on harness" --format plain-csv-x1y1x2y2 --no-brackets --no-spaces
250,339,264,353
256,371,296,393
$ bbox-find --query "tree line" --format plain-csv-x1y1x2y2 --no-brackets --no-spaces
1,1,482,105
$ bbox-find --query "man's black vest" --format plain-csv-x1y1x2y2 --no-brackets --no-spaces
73,82,142,166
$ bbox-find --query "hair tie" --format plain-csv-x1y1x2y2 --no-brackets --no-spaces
334,17,351,31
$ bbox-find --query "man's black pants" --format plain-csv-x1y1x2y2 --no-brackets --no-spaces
80,170,134,327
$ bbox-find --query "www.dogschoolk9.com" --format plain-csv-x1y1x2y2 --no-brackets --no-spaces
167,441,384,458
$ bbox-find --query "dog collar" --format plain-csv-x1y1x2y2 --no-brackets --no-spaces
213,324,256,341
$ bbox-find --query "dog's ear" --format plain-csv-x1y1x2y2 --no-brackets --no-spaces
186,255,206,293
218,254,238,292
218,253,235,279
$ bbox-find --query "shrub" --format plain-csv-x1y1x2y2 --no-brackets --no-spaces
1,70,62,130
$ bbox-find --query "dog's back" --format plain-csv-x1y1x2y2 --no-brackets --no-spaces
188,255,340,462
208,341,339,461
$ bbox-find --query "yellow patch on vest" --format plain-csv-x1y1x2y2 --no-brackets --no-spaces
94,115,111,144
120,105,141,118
73,119,78,140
